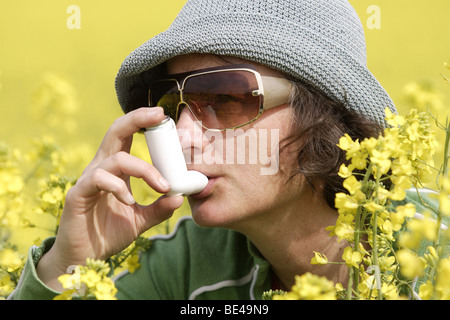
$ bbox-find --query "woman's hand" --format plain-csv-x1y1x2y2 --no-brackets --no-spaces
37,107,184,290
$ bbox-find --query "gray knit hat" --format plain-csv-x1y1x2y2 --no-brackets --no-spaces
115,0,396,126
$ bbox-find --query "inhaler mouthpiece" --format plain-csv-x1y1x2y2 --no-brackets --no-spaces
144,117,208,196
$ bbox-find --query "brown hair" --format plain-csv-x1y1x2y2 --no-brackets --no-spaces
283,80,383,209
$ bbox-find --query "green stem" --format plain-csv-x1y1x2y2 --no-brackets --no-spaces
371,209,383,300
346,267,354,300
349,163,373,297
372,170,383,300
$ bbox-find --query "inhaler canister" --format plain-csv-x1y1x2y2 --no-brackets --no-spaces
144,117,208,196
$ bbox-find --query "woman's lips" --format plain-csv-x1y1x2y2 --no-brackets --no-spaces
189,176,218,199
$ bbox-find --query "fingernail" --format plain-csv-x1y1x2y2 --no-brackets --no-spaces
148,107,163,117
159,177,171,190
126,193,136,205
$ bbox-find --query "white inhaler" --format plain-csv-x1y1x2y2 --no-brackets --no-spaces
144,116,208,196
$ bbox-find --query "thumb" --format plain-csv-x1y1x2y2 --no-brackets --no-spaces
135,195,185,233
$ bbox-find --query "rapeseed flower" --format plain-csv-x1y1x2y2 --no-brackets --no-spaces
343,175,362,195
390,203,416,231
398,213,438,250
94,278,117,300
54,258,117,300
0,248,23,273
125,254,141,273
273,273,336,300
309,107,444,300
435,258,450,299
0,274,14,297
342,246,363,269
327,212,355,242
397,249,426,278
310,252,328,265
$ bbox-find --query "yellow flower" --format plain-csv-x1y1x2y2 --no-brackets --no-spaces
358,272,378,300
380,219,394,240
381,282,399,300
54,258,117,300
378,255,396,272
0,248,23,272
398,203,416,218
85,258,111,275
342,246,363,268
81,269,101,288
398,213,437,250
335,193,359,214
337,134,355,151
360,136,378,153
391,155,414,177
53,289,76,300
57,272,81,290
389,186,407,201
385,107,406,126
42,186,64,205
125,254,141,273
311,251,328,265
418,280,434,300
397,249,426,278
338,163,353,178
0,171,24,196
435,258,450,300
406,120,420,142
343,176,362,195
0,275,13,296
422,246,440,270
94,278,117,300
330,213,355,242
337,134,367,170
273,273,336,300
334,283,345,298
391,175,413,191
370,149,392,176
363,201,384,213
390,203,416,231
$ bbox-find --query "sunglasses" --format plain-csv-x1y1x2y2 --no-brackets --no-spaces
148,64,292,131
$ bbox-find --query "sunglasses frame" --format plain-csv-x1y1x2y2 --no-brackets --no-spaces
148,64,292,131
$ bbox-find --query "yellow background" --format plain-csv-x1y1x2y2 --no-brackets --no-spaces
0,1,449,250
0,0,186,150
1,0,449,147
1,1,449,148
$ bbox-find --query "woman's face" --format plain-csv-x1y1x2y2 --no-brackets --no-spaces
167,54,306,232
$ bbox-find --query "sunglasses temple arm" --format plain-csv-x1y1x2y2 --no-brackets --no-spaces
261,76,292,110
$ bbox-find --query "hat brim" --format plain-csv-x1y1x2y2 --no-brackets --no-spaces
115,12,395,126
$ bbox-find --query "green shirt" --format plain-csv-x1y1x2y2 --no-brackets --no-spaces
8,190,448,300
9,216,273,300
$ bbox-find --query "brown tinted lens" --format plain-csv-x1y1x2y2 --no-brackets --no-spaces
183,70,261,129
149,80,180,121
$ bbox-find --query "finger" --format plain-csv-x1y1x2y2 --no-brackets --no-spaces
75,168,136,205
99,151,171,193
95,107,166,161
135,195,185,232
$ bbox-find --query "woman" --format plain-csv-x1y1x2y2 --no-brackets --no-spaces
11,0,396,299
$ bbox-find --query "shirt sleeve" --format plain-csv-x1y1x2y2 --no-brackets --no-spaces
8,237,61,300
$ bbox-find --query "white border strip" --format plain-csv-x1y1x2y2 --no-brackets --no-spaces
188,264,260,300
